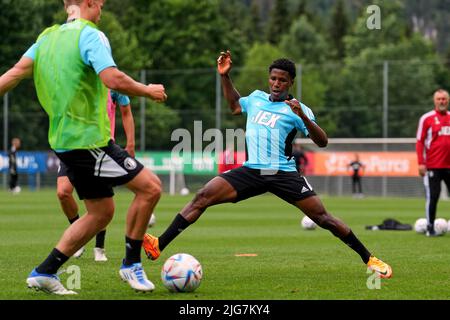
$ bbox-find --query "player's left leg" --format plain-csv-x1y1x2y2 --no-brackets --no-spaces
269,172,392,278
443,169,450,199
424,169,442,236
295,196,392,278
9,173,18,191
356,176,363,195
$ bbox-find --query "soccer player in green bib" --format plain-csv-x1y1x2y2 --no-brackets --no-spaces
0,0,166,294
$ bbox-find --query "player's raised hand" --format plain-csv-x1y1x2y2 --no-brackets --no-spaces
147,84,167,103
285,98,304,117
217,50,232,75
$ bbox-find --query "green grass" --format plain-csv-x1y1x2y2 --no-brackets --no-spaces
1,189,450,300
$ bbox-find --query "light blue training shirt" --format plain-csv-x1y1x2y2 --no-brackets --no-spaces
239,90,316,172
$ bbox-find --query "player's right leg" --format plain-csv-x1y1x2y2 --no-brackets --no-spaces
143,166,267,260
56,175,85,258
143,176,239,260
27,197,114,294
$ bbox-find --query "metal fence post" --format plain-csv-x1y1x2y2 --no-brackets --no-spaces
140,70,146,152
382,61,389,197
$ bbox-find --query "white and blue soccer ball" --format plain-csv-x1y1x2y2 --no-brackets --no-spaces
161,253,202,293
414,218,427,233
180,187,190,196
434,218,448,235
301,216,317,230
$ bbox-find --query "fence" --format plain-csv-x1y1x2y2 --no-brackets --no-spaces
0,59,446,197
1,138,442,199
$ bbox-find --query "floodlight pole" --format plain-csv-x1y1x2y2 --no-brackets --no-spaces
382,61,389,197
140,70,146,152
383,61,389,142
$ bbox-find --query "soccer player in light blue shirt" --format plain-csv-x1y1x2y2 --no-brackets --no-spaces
142,51,393,281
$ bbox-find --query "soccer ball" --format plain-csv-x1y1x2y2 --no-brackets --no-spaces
148,214,156,228
161,253,202,292
414,218,427,233
11,186,21,194
301,216,317,230
434,218,448,235
180,187,190,196
448,220,450,233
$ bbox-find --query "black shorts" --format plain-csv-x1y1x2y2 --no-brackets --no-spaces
57,161,69,177
55,140,144,200
219,166,316,203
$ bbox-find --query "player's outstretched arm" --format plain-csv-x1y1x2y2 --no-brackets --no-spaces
217,50,242,115
285,99,328,148
99,67,167,103
0,57,33,96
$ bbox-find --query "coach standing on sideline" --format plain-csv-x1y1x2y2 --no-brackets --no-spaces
416,89,450,237
0,0,167,294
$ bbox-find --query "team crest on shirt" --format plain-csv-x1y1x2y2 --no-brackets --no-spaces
124,157,137,170
435,117,440,125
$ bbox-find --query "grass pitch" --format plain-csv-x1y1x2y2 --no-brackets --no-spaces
1,189,450,300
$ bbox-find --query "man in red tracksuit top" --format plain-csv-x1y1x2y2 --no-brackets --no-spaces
416,89,450,236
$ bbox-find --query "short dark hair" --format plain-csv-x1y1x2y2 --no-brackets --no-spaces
269,58,296,79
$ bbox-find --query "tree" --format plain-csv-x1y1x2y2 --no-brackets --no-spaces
280,16,329,65
344,0,410,58
246,0,263,43
98,13,146,73
0,0,61,150
265,0,289,45
328,34,440,138
329,0,349,59
103,0,248,144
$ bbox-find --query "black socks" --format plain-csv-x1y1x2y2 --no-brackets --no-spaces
36,248,69,275
158,214,191,251
96,230,106,248
124,236,142,266
340,230,372,264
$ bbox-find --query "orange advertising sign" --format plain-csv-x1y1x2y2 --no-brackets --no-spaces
313,152,419,177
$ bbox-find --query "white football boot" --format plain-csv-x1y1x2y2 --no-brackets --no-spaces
94,247,108,262
119,261,155,292
26,269,77,295
73,246,85,258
